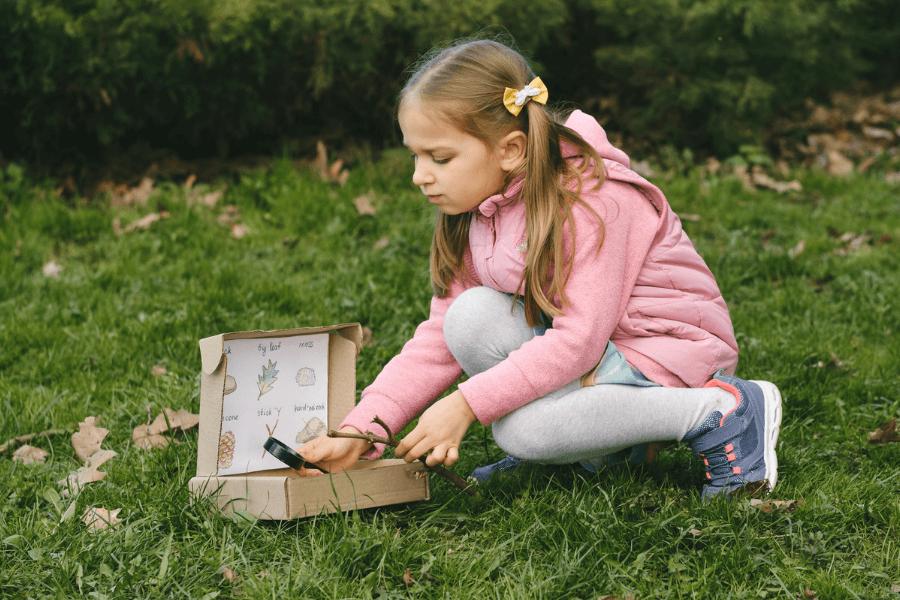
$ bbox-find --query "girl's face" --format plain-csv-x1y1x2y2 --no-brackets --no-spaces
399,99,507,215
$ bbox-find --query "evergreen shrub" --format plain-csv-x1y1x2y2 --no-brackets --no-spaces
1,0,897,164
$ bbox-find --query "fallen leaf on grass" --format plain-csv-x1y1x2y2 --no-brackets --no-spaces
751,171,803,193
12,445,49,464
826,151,854,176
815,351,849,370
83,507,122,531
189,190,222,208
222,565,240,584
184,174,197,189
59,449,117,496
834,232,871,256
315,141,350,185
71,416,109,462
133,408,199,450
788,239,806,258
373,236,390,250
231,223,248,239
132,424,174,450
891,583,900,593
797,588,818,600
731,480,770,498
599,595,636,600
42,259,63,278
402,568,415,585
886,172,900,184
868,418,900,444
750,498,803,513
353,192,377,215
102,178,155,208
361,326,374,347
123,212,167,233
151,365,167,377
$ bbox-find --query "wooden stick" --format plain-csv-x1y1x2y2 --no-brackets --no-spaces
0,428,69,454
328,417,476,496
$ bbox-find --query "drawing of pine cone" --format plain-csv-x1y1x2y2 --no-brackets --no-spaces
218,431,235,469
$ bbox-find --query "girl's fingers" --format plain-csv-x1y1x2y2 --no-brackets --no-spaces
444,446,459,467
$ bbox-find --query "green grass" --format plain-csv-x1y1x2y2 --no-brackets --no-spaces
1,154,899,599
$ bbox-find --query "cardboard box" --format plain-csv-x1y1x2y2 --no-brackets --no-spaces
189,324,429,519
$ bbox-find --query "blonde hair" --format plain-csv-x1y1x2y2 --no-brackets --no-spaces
400,38,606,327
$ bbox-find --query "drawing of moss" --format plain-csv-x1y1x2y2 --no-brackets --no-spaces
257,360,278,400
218,432,235,469
295,417,327,445
295,367,316,387
223,375,237,395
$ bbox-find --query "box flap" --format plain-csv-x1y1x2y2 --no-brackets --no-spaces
199,334,225,375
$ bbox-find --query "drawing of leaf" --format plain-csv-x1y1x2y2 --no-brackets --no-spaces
257,360,278,400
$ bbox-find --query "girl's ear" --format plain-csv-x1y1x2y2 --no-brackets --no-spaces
497,130,527,173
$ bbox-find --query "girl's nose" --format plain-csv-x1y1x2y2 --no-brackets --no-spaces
411,163,432,187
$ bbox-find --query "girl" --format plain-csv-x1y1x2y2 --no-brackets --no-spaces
298,38,783,499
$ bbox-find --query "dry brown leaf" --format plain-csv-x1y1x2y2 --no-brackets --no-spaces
752,171,803,193
797,588,818,600
826,151,853,176
373,236,390,250
112,217,123,236
857,156,877,173
886,172,900,184
83,507,122,531
129,178,155,207
788,239,806,258
59,449,117,495
891,583,900,593
184,174,197,189
353,192,377,216
123,212,167,233
151,365,167,377
12,444,49,464
132,424,172,450
731,165,756,192
687,528,702,536
222,565,240,584
731,480,770,497
231,223,248,239
863,126,894,141
151,408,200,434
328,158,345,182
361,326,374,347
868,418,900,444
314,140,329,180
750,498,803,513
703,157,721,175
42,259,63,278
71,416,109,462
402,568,415,585
834,232,871,256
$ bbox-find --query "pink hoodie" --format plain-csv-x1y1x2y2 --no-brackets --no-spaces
341,110,738,450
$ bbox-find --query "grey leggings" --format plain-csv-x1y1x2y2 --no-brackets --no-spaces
443,287,731,464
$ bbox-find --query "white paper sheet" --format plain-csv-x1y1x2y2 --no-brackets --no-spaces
217,332,329,475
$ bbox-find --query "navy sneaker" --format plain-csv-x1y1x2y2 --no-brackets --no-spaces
682,374,783,499
468,455,527,484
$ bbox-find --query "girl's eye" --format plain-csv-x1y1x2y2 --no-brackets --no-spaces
433,157,451,165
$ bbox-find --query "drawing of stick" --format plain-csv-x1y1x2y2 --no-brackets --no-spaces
262,420,279,459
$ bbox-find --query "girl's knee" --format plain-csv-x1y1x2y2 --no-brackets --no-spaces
444,287,519,355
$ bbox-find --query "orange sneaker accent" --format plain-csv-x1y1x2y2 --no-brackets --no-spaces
706,473,712,479
703,378,741,425
726,452,736,461
724,443,734,452
704,459,709,465
732,467,741,474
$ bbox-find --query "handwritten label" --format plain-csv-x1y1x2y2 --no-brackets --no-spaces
295,403,326,412
223,414,239,422
257,407,283,418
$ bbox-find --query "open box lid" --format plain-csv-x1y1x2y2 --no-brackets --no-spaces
196,323,363,478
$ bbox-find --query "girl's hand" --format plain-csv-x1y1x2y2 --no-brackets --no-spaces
395,390,477,468
295,426,371,476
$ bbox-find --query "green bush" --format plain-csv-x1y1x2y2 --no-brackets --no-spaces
1,0,897,164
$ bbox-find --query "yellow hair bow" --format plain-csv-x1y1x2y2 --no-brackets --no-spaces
503,77,549,116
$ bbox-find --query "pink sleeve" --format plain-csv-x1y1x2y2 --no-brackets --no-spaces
458,184,659,424
340,253,480,458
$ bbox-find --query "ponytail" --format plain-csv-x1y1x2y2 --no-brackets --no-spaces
403,37,606,326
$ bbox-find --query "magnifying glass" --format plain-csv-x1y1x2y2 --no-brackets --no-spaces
263,437,329,473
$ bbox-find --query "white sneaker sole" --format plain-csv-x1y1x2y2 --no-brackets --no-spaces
752,380,783,493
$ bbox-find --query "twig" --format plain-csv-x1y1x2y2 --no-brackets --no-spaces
0,428,69,454
328,417,477,496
